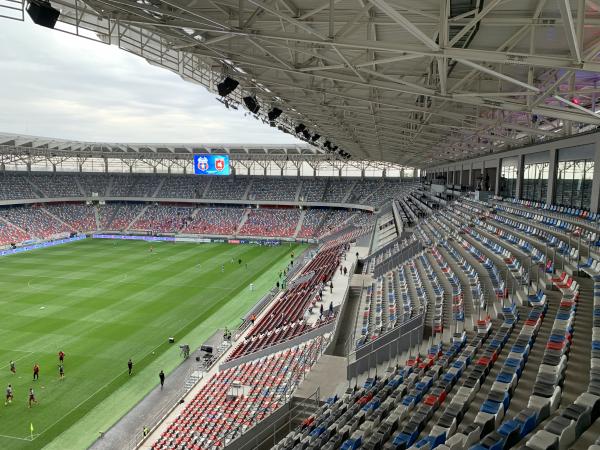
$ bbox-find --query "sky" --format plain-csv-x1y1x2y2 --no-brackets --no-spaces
0,18,301,144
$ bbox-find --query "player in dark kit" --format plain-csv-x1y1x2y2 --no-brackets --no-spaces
159,370,165,389
59,364,64,380
28,387,37,408
5,384,13,406
128,358,133,375
33,363,40,381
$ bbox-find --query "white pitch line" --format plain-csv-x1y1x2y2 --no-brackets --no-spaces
0,433,34,441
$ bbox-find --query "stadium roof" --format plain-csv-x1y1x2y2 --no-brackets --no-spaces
0,132,321,157
3,0,600,167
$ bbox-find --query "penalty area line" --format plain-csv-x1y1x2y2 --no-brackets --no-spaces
0,433,39,442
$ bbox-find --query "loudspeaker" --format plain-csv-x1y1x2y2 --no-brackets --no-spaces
302,129,310,140
311,134,320,142
217,77,239,97
294,123,306,134
27,1,60,29
243,96,260,114
200,345,213,354
267,107,282,121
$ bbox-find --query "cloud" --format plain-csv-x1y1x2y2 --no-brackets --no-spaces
0,19,302,144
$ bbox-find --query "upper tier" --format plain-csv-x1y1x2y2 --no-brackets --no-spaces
0,172,416,209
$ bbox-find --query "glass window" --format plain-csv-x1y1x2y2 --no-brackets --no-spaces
556,159,594,210
500,161,518,198
522,162,549,202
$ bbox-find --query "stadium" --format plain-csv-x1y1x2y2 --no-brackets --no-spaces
1,1,600,450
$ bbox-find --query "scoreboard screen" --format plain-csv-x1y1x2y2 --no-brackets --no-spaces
193,154,231,176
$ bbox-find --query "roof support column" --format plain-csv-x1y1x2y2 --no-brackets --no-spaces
515,154,524,199
590,139,600,213
546,147,558,205
468,164,473,190
495,159,502,196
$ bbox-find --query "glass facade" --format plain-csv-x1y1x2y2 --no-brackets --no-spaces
500,160,518,198
556,159,594,210
522,162,549,202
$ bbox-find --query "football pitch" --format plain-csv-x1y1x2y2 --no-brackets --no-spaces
0,238,303,450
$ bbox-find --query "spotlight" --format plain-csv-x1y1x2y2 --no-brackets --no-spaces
311,134,320,142
294,123,306,134
27,0,60,28
242,96,260,114
217,77,239,97
267,107,283,121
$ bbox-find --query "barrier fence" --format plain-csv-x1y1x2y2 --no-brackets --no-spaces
347,314,424,380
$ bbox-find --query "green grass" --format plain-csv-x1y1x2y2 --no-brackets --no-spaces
0,238,303,450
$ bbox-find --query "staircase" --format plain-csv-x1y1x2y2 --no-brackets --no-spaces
41,206,73,231
94,206,100,230
235,209,251,234
74,177,86,196
293,209,306,238
151,177,165,198
293,180,302,202
343,180,358,204
183,370,203,391
126,204,150,231
23,176,44,198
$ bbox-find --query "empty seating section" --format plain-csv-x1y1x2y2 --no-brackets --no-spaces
0,173,38,199
319,210,361,238
356,260,422,348
204,177,249,200
29,173,83,197
362,236,418,275
239,209,301,237
97,203,145,230
299,179,327,202
0,207,70,239
298,209,329,238
227,238,350,361
276,333,479,450
78,173,110,196
156,176,209,199
109,175,161,197
270,195,600,450
152,337,326,450
324,180,354,203
247,178,298,201
45,204,96,231
181,207,245,235
130,205,193,232
0,220,28,245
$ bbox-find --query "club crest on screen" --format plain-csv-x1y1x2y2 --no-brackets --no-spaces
197,156,209,172
215,158,225,172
